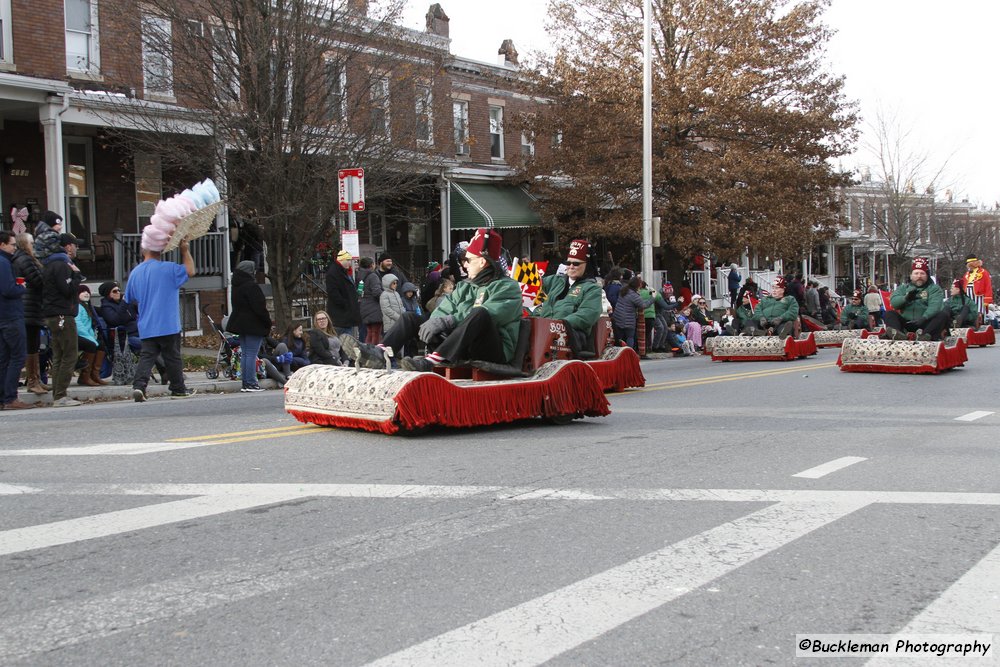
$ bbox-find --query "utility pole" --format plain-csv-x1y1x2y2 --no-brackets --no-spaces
641,0,654,283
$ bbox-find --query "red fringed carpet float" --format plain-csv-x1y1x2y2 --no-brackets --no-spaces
285,360,611,435
812,329,864,348
710,333,817,361
586,346,645,392
950,326,996,347
837,337,967,374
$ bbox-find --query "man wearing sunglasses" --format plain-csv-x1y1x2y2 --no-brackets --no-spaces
532,239,603,356
342,228,521,372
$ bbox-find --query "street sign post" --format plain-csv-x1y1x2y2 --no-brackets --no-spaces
338,168,365,231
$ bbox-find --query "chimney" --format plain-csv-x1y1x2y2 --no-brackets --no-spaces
426,4,449,38
347,0,368,16
498,39,519,67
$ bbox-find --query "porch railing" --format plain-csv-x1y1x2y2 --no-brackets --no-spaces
114,231,227,282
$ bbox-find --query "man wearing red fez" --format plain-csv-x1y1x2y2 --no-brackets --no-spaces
839,289,869,330
342,228,522,371
532,239,603,355
752,275,798,337
884,257,948,340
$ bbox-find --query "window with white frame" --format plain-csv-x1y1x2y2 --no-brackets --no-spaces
323,59,346,123
415,83,433,145
65,0,100,74
0,0,13,65
453,100,469,154
212,24,240,103
551,129,563,148
489,105,504,159
141,14,173,98
520,132,534,157
370,74,390,136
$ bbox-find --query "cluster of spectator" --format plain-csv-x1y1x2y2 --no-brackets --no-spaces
0,211,198,409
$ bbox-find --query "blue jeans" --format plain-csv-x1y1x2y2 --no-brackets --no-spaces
240,334,264,387
0,319,27,404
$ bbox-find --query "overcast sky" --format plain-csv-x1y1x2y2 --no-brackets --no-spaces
400,0,998,207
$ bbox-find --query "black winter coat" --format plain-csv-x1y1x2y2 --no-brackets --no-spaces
325,261,361,328
41,254,82,318
98,298,139,336
226,270,271,336
12,249,44,326
306,328,337,364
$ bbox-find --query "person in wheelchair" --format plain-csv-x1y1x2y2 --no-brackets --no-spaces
532,239,604,357
885,257,948,341
946,279,978,328
342,228,522,372
752,275,798,338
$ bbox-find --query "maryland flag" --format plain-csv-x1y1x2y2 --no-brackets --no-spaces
511,258,548,309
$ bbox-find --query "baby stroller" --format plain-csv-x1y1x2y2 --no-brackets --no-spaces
202,305,241,380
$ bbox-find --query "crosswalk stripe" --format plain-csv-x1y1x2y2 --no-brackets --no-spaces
0,501,569,663
0,492,305,557
364,500,870,667
0,442,218,456
865,541,1000,667
22,483,1000,506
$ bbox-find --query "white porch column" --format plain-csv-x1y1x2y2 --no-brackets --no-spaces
39,96,67,218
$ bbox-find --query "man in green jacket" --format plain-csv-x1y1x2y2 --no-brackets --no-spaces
754,276,798,338
884,257,949,341
839,290,869,330
532,239,603,356
342,229,522,371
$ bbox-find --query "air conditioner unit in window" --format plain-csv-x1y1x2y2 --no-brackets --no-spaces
456,144,469,156
186,20,204,38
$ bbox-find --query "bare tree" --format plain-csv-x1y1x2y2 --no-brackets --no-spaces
97,0,447,329
860,106,954,281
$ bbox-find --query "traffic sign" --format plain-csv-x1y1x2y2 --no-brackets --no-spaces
338,168,365,212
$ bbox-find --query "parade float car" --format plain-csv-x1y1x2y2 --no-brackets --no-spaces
708,331,818,362
284,316,644,435
837,335,967,374
948,326,995,347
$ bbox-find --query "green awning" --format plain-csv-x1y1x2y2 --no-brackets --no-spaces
450,182,542,230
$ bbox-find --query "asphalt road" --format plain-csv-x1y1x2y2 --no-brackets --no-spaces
1,343,998,666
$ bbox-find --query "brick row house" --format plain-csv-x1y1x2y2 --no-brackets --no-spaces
0,0,549,332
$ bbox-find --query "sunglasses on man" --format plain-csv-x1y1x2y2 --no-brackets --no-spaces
565,260,585,267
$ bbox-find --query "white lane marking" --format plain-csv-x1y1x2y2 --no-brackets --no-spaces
0,502,568,663
0,442,219,456
364,501,870,667
21,483,1000,506
0,484,40,495
866,541,1000,666
954,411,995,422
0,492,305,557
792,456,868,479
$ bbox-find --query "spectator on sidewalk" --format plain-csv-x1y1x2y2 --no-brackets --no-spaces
41,233,85,407
727,264,741,308
864,285,884,327
426,278,455,312
74,285,110,386
32,211,63,261
226,260,271,392
379,274,405,337
125,237,196,402
612,276,654,350
325,249,361,338
12,233,48,396
306,311,342,366
0,231,33,409
281,323,311,370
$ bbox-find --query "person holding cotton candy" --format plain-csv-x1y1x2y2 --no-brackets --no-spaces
125,231,196,402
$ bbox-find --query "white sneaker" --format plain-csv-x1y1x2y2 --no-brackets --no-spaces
53,396,82,407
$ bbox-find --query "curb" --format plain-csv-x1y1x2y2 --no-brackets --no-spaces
15,377,282,406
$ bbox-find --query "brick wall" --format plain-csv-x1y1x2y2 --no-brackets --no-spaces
12,0,64,79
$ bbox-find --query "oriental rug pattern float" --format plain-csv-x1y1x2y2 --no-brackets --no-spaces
837,337,967,374
710,333,817,361
812,329,864,348
285,360,610,434
949,326,996,347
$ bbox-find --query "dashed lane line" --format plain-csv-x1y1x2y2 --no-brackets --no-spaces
792,457,868,479
954,411,995,422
